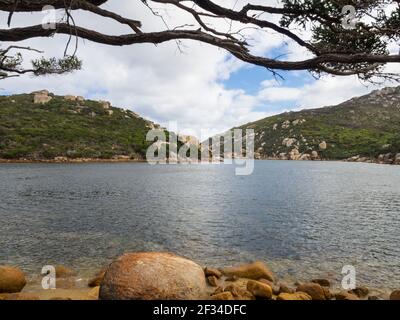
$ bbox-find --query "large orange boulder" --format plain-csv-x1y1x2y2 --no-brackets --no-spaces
99,252,207,300
0,266,26,293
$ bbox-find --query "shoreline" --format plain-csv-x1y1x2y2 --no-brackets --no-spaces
0,158,398,165
1,254,399,300
0,158,147,164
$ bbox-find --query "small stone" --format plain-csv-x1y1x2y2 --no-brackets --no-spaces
207,276,219,287
210,292,234,300
390,290,400,300
259,279,279,295
311,278,330,287
296,283,325,300
212,287,224,295
350,286,369,298
322,286,332,300
246,280,272,299
368,296,380,300
277,292,312,300
234,289,255,300
311,151,319,160
279,283,295,294
335,291,359,300
204,267,222,278
224,284,239,297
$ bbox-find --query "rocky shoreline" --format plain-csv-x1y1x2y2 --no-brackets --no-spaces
0,156,399,165
0,157,147,164
1,252,399,301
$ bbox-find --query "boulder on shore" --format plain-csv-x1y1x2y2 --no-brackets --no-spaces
246,280,272,299
296,283,326,300
204,267,222,278
350,286,369,298
390,290,400,300
311,278,330,287
335,291,359,300
277,292,312,300
99,252,207,300
0,266,26,293
220,261,275,282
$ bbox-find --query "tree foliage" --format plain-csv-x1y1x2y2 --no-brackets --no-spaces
0,0,400,81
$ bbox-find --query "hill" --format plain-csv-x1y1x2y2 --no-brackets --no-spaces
237,86,400,163
0,90,159,161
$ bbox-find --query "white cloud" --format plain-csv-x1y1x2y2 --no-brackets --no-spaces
0,0,397,138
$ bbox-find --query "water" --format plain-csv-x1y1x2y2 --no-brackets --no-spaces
0,161,399,290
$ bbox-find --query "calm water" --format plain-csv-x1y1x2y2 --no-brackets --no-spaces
0,161,399,289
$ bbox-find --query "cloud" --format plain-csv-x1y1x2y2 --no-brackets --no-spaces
0,0,397,138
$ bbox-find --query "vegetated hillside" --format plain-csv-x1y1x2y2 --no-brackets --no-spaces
0,91,158,160
238,86,400,161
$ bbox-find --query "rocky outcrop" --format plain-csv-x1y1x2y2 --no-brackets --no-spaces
282,137,296,147
99,252,207,300
310,151,319,160
64,95,85,102
220,261,274,282
178,135,199,146
345,152,400,165
0,266,26,293
99,100,111,109
64,95,77,101
394,153,400,164
288,148,300,160
33,90,52,104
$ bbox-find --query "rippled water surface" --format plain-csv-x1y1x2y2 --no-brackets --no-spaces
0,161,399,289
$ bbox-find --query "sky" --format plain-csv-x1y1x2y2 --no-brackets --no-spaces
1,0,399,139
